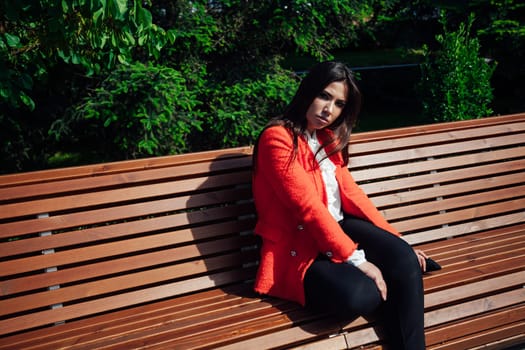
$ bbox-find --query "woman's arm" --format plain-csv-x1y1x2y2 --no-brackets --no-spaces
337,167,401,236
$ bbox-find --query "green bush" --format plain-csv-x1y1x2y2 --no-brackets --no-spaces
51,62,203,158
419,13,496,122
202,64,299,150
50,61,298,159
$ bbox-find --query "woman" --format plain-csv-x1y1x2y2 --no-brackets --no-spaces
252,61,427,349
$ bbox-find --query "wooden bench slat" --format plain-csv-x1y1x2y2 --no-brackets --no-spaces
429,321,525,350
0,159,252,206
425,306,525,348
424,237,525,278
0,170,252,219
393,197,525,233
372,172,524,208
66,300,301,350
384,184,525,221
404,212,525,245
349,120,525,155
0,208,255,259
424,254,525,294
286,334,349,350
424,271,525,309
361,159,525,196
1,176,252,225
1,217,254,258
0,195,255,239
420,223,525,254
0,267,257,336
0,147,253,189
349,133,524,168
349,113,525,144
2,248,255,297
1,246,259,297
428,234,523,264
467,330,525,350
74,295,283,350
143,307,309,350
423,247,525,291
353,145,525,183
213,317,346,350
76,301,290,349
0,249,257,315
0,230,257,278
0,287,251,350
428,242,524,278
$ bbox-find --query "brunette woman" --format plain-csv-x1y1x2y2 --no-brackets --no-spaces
252,61,427,349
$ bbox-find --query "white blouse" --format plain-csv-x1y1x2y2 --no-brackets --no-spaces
306,131,367,266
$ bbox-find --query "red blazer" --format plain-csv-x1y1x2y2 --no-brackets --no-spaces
253,126,400,305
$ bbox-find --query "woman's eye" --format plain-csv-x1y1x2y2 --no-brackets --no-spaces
319,91,330,100
336,101,346,108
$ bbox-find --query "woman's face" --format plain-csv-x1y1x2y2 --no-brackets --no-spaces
305,80,348,134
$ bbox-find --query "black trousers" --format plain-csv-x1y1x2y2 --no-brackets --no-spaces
304,216,425,349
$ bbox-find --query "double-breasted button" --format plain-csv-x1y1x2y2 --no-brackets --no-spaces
297,224,304,230
290,250,297,257
326,251,333,258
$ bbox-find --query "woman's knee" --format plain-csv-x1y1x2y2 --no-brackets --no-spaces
304,257,390,318
382,240,421,280
339,279,382,316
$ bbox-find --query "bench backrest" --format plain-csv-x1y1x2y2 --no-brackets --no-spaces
1,113,524,336
348,114,525,246
0,148,257,336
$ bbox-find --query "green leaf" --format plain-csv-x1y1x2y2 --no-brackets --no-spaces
117,54,128,64
136,8,152,30
20,92,35,111
138,34,147,46
109,0,127,20
5,33,21,48
93,7,105,25
61,0,69,12
124,31,135,45
0,87,10,99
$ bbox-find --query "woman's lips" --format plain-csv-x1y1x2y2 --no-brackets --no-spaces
317,115,329,125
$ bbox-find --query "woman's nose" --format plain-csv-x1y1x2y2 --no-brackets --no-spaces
324,101,334,114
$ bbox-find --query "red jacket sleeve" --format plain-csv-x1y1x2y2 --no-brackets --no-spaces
337,166,401,236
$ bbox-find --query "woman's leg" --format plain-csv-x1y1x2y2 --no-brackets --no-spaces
304,256,383,318
339,216,425,350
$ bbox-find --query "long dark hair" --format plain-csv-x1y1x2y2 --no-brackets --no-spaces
254,61,361,169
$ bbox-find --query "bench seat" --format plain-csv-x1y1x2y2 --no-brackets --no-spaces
1,113,524,349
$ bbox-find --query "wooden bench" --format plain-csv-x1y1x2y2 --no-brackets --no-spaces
0,113,524,350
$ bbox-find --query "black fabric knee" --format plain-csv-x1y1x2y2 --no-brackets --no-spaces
304,258,382,318
339,216,420,282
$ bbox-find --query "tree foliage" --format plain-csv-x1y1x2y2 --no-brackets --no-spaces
1,0,173,170
419,13,496,122
1,0,172,110
1,1,523,173
50,62,204,158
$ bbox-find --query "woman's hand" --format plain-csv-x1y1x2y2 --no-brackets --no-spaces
358,261,387,301
414,249,428,272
